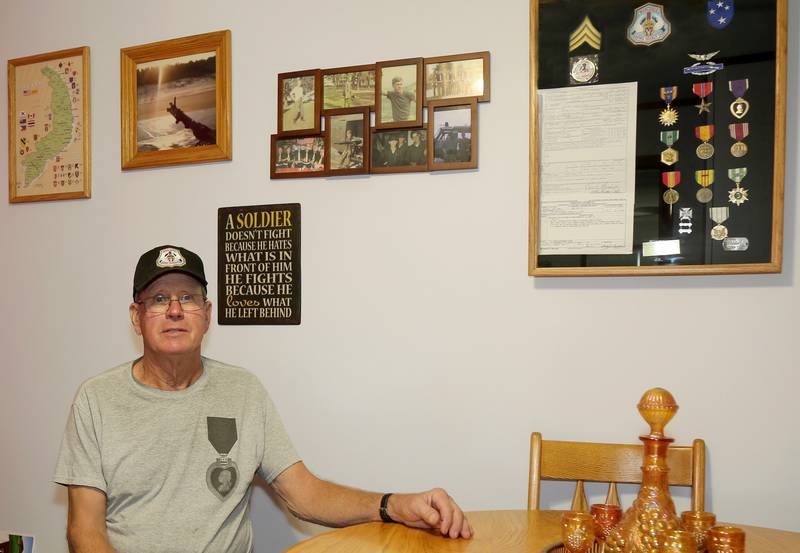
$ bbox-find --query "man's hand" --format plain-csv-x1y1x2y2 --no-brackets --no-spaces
386,489,473,539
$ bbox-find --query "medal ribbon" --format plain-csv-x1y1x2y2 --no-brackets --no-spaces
729,79,750,98
692,82,714,98
660,130,679,147
660,86,678,104
207,417,238,455
695,125,715,142
710,206,730,224
728,167,748,183
662,171,681,188
729,123,750,141
695,170,715,187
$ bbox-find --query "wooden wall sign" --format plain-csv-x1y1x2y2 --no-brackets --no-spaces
218,203,301,325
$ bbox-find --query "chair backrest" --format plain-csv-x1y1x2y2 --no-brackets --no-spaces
527,432,706,512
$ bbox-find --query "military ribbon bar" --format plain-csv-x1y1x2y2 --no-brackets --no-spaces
695,125,715,142
692,82,714,98
695,170,715,187
662,171,681,188
729,123,750,141
728,167,748,183
660,86,678,104
660,130,679,147
729,79,750,98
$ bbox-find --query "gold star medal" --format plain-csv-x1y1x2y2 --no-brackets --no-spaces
659,86,679,126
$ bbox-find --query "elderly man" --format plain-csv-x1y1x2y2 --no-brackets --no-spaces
54,245,471,553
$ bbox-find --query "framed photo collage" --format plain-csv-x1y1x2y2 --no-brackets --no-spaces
270,51,490,179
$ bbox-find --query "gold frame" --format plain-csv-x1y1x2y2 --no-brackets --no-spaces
120,30,231,170
528,0,788,277
8,46,91,203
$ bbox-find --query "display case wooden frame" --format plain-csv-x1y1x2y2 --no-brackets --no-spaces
529,0,787,277
374,57,423,130
423,51,491,104
277,68,322,137
120,30,231,170
428,98,478,171
270,133,327,180
325,107,370,177
8,46,91,203
369,126,428,174
322,63,376,112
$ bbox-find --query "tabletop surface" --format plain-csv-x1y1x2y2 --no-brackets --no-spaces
284,510,800,553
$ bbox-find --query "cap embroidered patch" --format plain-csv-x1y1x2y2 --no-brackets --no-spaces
156,247,186,268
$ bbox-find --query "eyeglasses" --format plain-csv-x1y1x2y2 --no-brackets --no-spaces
136,293,207,314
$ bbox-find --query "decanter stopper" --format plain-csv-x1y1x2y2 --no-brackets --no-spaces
637,388,678,438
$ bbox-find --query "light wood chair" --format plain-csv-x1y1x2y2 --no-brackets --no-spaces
527,432,706,512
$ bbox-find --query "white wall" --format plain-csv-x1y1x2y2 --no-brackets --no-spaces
1,1,798,552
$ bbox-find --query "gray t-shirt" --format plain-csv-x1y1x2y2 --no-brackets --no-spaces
54,358,300,553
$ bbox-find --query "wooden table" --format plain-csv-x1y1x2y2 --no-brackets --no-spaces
284,510,800,553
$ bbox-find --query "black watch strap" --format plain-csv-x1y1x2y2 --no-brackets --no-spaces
379,493,396,523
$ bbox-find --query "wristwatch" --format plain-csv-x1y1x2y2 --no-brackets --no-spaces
380,493,396,523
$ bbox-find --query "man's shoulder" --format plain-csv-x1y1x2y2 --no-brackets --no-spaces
202,357,263,386
80,362,133,393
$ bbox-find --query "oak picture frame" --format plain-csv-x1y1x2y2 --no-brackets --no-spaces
8,46,91,203
528,0,787,277
423,51,491,104
120,30,231,170
374,57,423,130
428,98,478,171
277,68,322,137
325,107,370,177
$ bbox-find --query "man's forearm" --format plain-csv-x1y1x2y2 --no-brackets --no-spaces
283,476,383,527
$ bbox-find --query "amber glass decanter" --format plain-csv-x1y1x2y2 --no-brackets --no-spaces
605,388,681,553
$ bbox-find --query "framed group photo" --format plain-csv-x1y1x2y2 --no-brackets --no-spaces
325,107,369,176
8,46,91,203
375,58,423,129
424,51,490,103
120,30,231,170
370,127,428,174
278,69,322,136
270,134,326,179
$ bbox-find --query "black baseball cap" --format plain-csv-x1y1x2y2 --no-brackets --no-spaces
133,245,208,299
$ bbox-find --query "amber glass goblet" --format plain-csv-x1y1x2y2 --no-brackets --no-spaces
561,511,596,553
707,526,746,553
662,529,698,553
681,511,717,552
591,504,622,543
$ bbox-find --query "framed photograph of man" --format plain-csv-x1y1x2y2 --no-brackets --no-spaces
424,51,490,104
270,134,326,179
374,58,423,130
277,69,322,136
325,108,369,176
120,30,231,169
322,64,375,111
370,127,428,174
428,98,477,171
